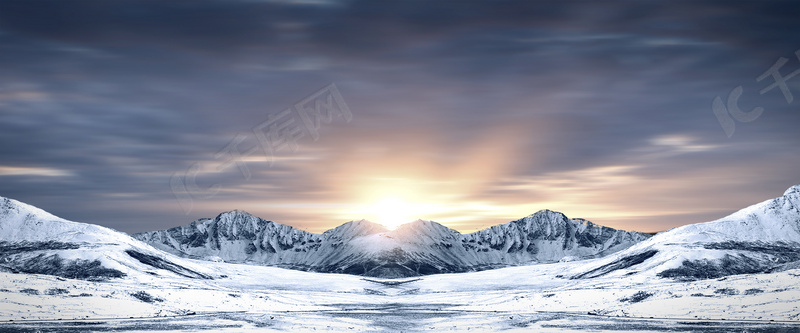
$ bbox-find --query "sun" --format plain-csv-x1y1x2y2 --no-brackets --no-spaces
367,197,416,230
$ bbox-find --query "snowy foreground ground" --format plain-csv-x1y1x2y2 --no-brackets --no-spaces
1,258,799,332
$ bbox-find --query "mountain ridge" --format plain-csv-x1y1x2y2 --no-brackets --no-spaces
133,208,650,277
1,184,799,280
567,184,800,280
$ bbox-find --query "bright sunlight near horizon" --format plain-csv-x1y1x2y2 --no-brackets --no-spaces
364,197,422,230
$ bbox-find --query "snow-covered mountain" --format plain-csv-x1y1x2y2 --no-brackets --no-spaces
568,184,800,280
3,188,800,328
0,196,216,281
9,183,799,281
133,208,649,277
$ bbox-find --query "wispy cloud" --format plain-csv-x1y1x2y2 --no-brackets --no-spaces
0,166,73,177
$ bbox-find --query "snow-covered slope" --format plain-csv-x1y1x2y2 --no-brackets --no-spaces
0,196,216,281
134,209,649,277
569,184,800,280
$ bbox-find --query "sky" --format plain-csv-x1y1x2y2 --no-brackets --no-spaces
1,0,799,234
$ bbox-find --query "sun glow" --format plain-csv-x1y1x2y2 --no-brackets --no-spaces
365,197,422,230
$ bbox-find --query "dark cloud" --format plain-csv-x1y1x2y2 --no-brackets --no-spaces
0,0,798,233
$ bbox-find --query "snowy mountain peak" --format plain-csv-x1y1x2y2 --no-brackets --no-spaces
394,219,460,236
216,209,257,219
0,196,127,244
0,196,63,223
324,219,388,238
784,185,800,207
524,209,568,220
523,209,571,227
212,209,272,229
784,184,800,196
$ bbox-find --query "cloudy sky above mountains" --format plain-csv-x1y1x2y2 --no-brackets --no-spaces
1,0,799,233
